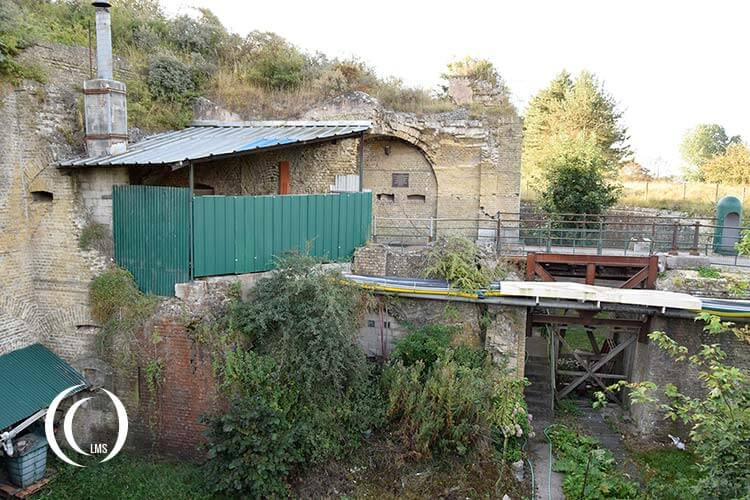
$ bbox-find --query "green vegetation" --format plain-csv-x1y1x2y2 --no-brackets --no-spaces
696,265,721,278
634,448,700,500
596,315,750,499
423,236,501,291
546,424,639,499
537,135,622,217
3,1,459,129
202,254,383,497
384,325,530,461
78,221,112,255
89,268,158,368
702,142,750,184
680,123,742,180
37,454,207,499
523,70,629,183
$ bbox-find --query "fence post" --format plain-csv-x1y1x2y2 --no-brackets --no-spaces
670,222,678,254
597,220,603,255
715,183,720,203
429,217,435,242
546,220,552,252
495,216,502,253
691,221,700,255
645,181,649,201
683,182,687,201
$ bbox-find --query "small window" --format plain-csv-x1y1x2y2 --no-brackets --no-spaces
407,194,426,203
367,320,376,328
392,173,409,188
31,190,53,202
377,193,395,203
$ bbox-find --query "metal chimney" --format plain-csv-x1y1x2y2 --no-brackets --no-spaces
84,1,127,157
92,1,113,80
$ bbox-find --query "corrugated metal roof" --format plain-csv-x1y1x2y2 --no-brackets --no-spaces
59,120,371,167
0,344,89,430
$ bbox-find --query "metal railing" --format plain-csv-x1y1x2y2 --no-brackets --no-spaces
371,212,750,266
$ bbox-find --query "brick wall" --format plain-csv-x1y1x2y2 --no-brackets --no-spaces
0,43,117,360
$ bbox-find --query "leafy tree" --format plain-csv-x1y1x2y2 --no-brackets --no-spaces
595,316,750,499
523,70,629,180
700,142,750,184
538,136,621,216
680,124,742,178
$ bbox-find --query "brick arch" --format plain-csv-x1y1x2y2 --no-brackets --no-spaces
0,294,45,354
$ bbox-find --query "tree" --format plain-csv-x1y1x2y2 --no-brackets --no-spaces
523,70,629,181
538,135,621,216
680,124,742,179
700,142,750,184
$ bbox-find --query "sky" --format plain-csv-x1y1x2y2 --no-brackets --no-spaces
161,0,749,177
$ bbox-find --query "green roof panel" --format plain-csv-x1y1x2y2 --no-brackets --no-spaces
0,344,89,431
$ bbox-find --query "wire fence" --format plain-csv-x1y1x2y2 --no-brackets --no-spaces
371,212,750,267
522,180,750,207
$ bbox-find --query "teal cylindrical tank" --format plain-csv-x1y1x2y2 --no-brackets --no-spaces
713,196,743,255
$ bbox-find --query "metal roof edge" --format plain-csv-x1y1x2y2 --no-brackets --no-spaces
188,120,372,128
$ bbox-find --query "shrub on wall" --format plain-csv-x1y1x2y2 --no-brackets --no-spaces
203,254,383,497
146,54,198,102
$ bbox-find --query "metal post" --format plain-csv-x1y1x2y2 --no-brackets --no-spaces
597,220,603,255
645,181,649,201
188,162,194,280
691,221,700,255
670,222,678,254
429,217,435,242
683,182,687,201
715,183,720,203
372,213,377,242
357,131,365,192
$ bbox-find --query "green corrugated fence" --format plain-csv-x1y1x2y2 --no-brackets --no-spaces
193,192,372,276
113,185,190,295
112,186,372,294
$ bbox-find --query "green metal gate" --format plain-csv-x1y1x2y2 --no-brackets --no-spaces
112,185,190,295
192,192,372,277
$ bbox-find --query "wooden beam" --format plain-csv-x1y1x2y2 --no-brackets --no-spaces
585,263,596,285
531,314,645,329
557,370,627,379
534,263,555,282
557,335,636,399
621,265,649,289
525,253,536,281
556,332,615,400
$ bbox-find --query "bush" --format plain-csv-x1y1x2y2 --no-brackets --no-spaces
384,327,529,460
89,268,158,365
538,135,621,217
423,237,495,291
146,54,198,102
596,316,750,499
204,254,383,497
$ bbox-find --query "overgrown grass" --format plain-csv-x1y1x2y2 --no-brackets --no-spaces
696,266,721,279
36,454,207,499
634,448,700,500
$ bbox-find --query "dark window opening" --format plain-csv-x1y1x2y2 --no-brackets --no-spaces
377,193,395,202
31,190,53,202
193,183,215,196
392,173,409,188
407,194,426,202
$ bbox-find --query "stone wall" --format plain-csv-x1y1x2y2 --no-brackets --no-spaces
0,43,120,360
630,316,749,439
304,92,523,240
139,138,358,196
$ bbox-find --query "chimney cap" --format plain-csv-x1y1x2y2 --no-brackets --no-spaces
92,1,111,7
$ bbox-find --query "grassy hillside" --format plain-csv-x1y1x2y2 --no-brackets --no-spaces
1,0,454,132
